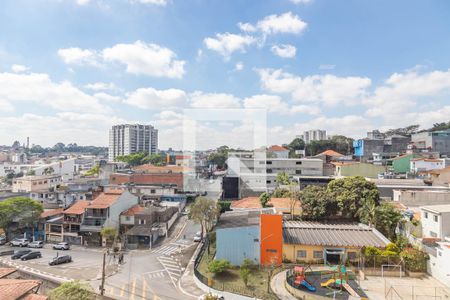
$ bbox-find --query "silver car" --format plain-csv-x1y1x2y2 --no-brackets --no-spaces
28,241,44,248
10,238,29,247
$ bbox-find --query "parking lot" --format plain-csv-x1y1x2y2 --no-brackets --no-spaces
0,243,116,282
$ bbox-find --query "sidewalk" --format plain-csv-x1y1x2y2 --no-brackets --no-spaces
270,270,296,300
178,242,205,299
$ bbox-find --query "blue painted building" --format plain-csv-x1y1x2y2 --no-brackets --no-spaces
215,210,261,266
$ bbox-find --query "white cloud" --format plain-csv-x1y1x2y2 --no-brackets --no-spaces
102,41,185,78
237,22,257,33
243,94,320,115
204,33,256,59
84,82,117,91
11,64,30,73
0,71,108,113
271,44,297,58
189,92,241,108
58,47,100,66
76,0,90,5
125,87,186,109
132,0,168,5
235,62,244,71
0,100,14,112
289,0,312,4
257,68,371,106
94,92,121,103
254,12,307,36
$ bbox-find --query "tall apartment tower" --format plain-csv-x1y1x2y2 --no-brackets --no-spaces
298,129,327,144
108,124,158,162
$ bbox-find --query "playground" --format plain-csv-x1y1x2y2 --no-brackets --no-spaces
285,265,369,299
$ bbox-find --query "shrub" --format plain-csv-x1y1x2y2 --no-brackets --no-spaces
400,248,429,272
385,243,400,254
217,201,232,213
381,250,398,257
395,236,410,251
364,246,382,256
208,259,231,274
242,258,255,270
240,267,251,286
49,280,94,300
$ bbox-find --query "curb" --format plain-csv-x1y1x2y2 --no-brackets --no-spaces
177,242,203,299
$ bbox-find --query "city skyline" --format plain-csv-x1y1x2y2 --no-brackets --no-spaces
1,0,450,149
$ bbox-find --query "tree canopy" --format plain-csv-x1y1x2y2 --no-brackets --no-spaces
285,138,305,158
189,197,219,237
300,185,336,220
0,197,43,238
305,135,353,156
276,172,290,185
49,280,94,300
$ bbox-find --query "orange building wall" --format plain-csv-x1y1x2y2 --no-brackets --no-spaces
260,214,283,266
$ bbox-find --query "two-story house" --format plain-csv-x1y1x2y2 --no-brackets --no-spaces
421,204,450,240
80,190,138,246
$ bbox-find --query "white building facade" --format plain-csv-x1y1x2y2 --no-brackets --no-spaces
298,129,327,144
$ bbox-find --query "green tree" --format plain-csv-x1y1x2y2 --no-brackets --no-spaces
26,169,36,176
327,176,380,219
189,197,219,238
272,188,291,198
43,166,55,175
100,227,118,245
146,153,166,166
49,280,94,300
208,259,231,274
259,192,270,208
373,202,403,240
84,164,100,176
276,172,290,185
286,138,305,158
0,197,43,239
115,152,148,166
240,266,251,286
300,185,335,220
217,201,232,213
357,198,377,227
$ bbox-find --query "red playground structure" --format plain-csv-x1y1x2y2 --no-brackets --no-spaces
293,266,316,292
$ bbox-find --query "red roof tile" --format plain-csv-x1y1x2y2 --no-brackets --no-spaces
0,279,41,299
21,294,48,300
316,150,344,157
121,204,145,216
88,191,124,209
63,200,90,215
40,208,64,219
133,164,191,173
230,197,262,209
0,268,16,279
268,145,288,152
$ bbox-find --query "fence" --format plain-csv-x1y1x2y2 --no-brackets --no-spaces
385,284,450,300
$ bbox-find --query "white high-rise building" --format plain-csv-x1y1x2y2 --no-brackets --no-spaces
108,124,158,162
298,129,327,144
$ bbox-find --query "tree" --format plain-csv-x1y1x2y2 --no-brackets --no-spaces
286,138,305,158
0,197,43,240
49,280,94,300
327,176,380,219
384,125,420,137
115,152,148,166
373,202,403,240
84,164,100,177
146,153,166,166
189,197,219,238
357,197,377,227
259,192,270,208
240,266,250,286
208,259,231,274
26,169,36,176
300,185,335,220
43,166,55,175
100,227,118,245
276,172,290,185
429,121,450,132
272,188,291,198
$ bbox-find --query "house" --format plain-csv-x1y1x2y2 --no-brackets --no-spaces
282,221,390,264
410,158,446,173
333,162,385,178
411,129,450,156
110,172,185,191
390,153,422,174
39,208,64,242
61,200,90,245
427,240,450,288
353,134,410,162
268,145,289,159
230,196,301,216
12,174,61,193
428,166,450,187
420,205,450,240
120,204,145,234
80,190,139,246
0,279,47,300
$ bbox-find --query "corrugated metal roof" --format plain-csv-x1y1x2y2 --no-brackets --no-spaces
282,221,388,248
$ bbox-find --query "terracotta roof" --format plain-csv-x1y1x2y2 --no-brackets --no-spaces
40,208,64,219
230,197,262,209
21,294,48,300
133,164,191,173
316,150,344,157
0,268,16,279
331,161,359,166
63,200,90,215
121,204,145,216
268,145,288,152
0,279,42,299
269,197,301,210
88,191,124,209
411,158,442,162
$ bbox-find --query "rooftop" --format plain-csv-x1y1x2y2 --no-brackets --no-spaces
315,150,344,157
40,208,64,219
87,190,124,209
133,164,192,173
121,204,145,216
421,204,450,214
0,279,42,299
63,200,90,215
230,197,301,210
216,209,274,229
282,221,389,248
0,268,16,279
268,145,288,152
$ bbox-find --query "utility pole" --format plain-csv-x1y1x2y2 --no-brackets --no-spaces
100,251,106,295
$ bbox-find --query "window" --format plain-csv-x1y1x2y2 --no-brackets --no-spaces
313,251,323,259
295,170,302,174
296,250,307,258
266,249,277,253
259,161,265,165
424,212,428,219
139,219,146,225
266,180,271,184
125,216,130,221
296,161,302,165
267,161,272,165
267,169,272,173
150,189,156,194
434,215,438,222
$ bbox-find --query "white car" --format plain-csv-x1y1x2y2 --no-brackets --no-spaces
10,238,29,247
193,232,202,242
28,241,44,248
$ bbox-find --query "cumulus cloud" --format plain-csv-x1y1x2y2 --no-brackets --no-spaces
234,62,244,71
189,92,241,108
204,33,256,59
257,68,371,106
11,64,30,73
94,92,122,103
243,94,320,115
0,71,108,113
255,12,307,36
76,0,90,5
124,87,187,109
271,44,297,58
59,41,185,78
84,82,117,91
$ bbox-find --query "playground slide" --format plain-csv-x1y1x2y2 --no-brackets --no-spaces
320,279,335,287
342,283,359,297
301,280,316,292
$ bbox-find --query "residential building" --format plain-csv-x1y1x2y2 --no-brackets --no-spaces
80,190,139,246
427,240,450,288
108,124,158,162
12,174,61,193
298,129,327,144
411,129,450,156
230,196,301,216
393,190,450,207
420,205,450,239
390,153,423,174
368,178,450,199
61,200,90,245
353,133,410,161
333,162,385,178
267,145,289,159
282,221,390,264
428,166,450,186
410,158,446,173
120,204,145,234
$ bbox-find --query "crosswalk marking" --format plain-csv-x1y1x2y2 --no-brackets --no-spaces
142,278,147,299
130,278,136,300
120,284,126,297
150,243,188,255
157,255,183,287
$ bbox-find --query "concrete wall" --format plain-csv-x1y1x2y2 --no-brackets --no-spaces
336,163,385,178
427,244,450,288
421,209,450,239
395,190,450,207
216,225,260,266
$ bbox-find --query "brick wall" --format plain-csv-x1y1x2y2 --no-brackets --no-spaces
110,173,184,190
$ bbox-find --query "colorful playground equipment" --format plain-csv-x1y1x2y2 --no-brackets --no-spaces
320,265,362,298
292,266,316,292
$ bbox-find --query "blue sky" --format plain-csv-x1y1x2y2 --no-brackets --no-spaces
1,0,450,149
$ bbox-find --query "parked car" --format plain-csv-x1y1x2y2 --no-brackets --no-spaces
0,236,6,245
53,242,70,250
49,255,72,266
11,249,31,260
21,251,42,261
28,241,44,248
10,238,29,247
193,231,202,242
